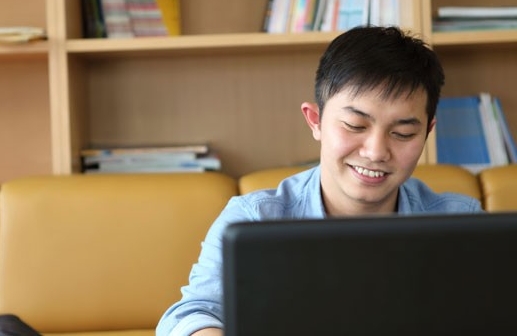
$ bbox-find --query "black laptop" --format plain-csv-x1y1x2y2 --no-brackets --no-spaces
222,212,517,336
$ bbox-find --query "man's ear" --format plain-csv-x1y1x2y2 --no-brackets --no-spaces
427,117,436,135
301,102,322,141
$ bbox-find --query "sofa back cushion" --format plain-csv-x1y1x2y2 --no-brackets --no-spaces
238,164,482,201
238,166,310,194
0,173,237,333
410,164,482,201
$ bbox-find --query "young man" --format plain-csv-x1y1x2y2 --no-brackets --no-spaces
156,26,482,336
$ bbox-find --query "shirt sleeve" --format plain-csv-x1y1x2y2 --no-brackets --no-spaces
156,196,255,336
170,313,223,336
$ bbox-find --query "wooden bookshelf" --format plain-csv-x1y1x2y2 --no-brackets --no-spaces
2,0,516,182
424,0,517,163
0,0,52,184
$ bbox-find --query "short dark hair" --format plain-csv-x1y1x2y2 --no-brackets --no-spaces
315,26,444,127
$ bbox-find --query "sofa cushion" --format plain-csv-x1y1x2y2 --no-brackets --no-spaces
0,173,237,333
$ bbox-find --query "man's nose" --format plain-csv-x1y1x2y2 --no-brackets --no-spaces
359,131,391,162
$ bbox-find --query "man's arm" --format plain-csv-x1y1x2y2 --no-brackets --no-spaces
192,328,223,336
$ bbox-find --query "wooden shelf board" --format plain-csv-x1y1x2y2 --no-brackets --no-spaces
432,29,517,46
0,40,48,58
66,32,342,56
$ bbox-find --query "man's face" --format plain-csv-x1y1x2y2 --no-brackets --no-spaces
302,87,434,216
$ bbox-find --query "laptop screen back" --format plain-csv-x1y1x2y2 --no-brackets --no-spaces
222,212,517,336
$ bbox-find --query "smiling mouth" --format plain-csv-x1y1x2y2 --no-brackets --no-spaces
352,165,386,178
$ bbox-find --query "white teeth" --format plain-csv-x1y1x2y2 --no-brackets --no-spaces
354,166,385,178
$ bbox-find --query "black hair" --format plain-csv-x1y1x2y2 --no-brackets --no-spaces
315,26,444,127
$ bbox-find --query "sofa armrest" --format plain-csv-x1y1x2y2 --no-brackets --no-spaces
479,165,517,211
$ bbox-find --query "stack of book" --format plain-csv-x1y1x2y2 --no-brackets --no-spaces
81,144,221,174
81,0,181,38
433,6,517,32
0,26,46,44
263,0,401,34
435,93,517,174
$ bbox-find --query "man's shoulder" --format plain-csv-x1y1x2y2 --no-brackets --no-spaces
234,166,321,216
401,178,483,213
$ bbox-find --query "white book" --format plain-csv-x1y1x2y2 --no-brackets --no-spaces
320,0,337,31
0,26,46,43
380,0,399,26
369,0,400,26
83,153,221,172
267,0,294,33
478,92,508,166
82,151,198,165
84,165,205,174
438,6,517,19
369,0,381,26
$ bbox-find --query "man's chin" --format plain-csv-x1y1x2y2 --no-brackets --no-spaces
347,188,395,209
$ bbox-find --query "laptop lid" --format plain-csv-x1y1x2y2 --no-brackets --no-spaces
222,212,517,336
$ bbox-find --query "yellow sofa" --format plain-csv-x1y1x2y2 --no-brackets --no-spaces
0,164,515,335
0,172,238,336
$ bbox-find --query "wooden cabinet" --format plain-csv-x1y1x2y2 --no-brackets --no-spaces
2,0,516,181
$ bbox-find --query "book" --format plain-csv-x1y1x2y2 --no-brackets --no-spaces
80,143,210,157
492,97,517,163
312,0,328,31
156,0,181,35
320,0,339,32
266,0,295,33
81,0,107,38
289,0,310,32
0,26,46,44
126,0,168,37
262,0,275,32
433,18,517,32
435,95,491,173
264,0,404,33
369,0,399,26
478,92,508,166
80,144,218,173
437,6,517,19
100,0,134,38
83,152,221,173
336,0,369,31
302,0,319,31
434,5,517,32
82,151,199,166
84,165,206,174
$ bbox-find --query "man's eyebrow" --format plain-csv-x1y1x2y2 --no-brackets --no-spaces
395,117,422,126
343,106,370,119
343,106,423,126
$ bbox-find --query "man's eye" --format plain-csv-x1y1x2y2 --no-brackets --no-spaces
344,122,365,131
392,132,415,140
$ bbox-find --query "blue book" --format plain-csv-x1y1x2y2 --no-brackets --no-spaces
493,97,517,163
435,95,491,173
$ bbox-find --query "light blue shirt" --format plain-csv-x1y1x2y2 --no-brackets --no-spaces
156,166,482,336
